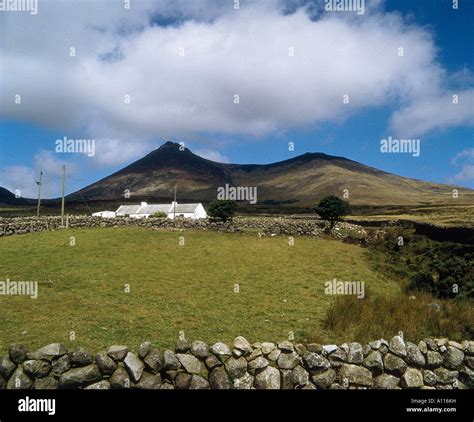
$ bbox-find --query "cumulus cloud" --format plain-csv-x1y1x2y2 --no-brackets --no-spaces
0,0,473,167
450,148,474,183
0,151,77,198
194,149,230,163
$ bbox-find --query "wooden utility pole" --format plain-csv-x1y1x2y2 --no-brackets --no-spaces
61,165,66,226
36,171,43,217
173,184,177,219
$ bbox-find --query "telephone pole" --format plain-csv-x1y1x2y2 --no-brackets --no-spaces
36,171,43,217
61,165,66,226
173,184,177,219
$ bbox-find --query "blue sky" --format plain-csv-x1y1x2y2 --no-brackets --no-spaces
0,0,473,198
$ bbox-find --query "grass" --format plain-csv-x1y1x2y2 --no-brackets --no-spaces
0,227,400,353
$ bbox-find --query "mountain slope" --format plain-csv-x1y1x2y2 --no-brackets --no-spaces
66,141,473,206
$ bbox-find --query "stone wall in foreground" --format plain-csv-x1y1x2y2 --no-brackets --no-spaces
1,334,472,390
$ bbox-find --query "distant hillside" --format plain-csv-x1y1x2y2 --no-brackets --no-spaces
65,141,473,207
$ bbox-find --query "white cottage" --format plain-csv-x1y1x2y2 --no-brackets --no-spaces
92,210,116,218
115,202,207,220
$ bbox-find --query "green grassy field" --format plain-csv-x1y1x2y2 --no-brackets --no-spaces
0,227,402,352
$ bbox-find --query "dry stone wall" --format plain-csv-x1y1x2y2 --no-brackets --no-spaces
0,216,367,239
1,334,472,390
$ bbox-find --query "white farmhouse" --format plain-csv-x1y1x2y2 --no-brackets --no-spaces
115,201,207,219
92,210,116,218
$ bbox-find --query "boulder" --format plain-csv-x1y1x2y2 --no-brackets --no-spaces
23,360,51,378
291,365,309,386
177,354,202,375
33,376,58,390
303,352,330,371
224,357,247,379
7,367,33,389
363,351,383,375
209,366,232,389
84,380,111,390
107,345,128,361
233,372,254,389
347,342,364,364
255,366,281,389
28,343,67,361
434,368,458,384
384,353,407,376
191,341,209,359
406,342,425,366
69,347,93,366
233,336,252,355
339,364,372,386
426,351,443,368
422,369,437,386
389,335,406,357
124,352,144,382
163,350,181,371
59,365,101,388
110,367,130,389
175,372,192,389
9,344,28,364
372,373,400,389
311,368,336,389
51,355,71,377
189,375,210,390
443,346,464,369
277,352,300,370
95,352,117,376
134,372,162,389
144,348,162,374
210,342,231,358
402,368,423,388
0,355,16,379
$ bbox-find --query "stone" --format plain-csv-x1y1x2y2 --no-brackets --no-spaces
255,366,281,389
59,364,101,388
426,351,443,368
306,343,323,353
434,368,458,384
84,380,111,390
175,338,190,353
261,342,275,355
175,372,192,389
422,370,437,386
295,344,307,356
225,357,247,379
418,341,428,354
7,367,33,389
248,357,269,372
134,372,162,389
328,348,347,367
234,336,252,355
277,341,294,352
210,342,231,357
209,366,231,389
163,350,181,371
51,355,71,377
406,342,425,366
69,347,93,366
424,338,438,351
347,342,363,364
389,335,406,357
369,340,382,350
124,352,144,382
384,353,407,376
144,348,162,374
447,341,464,350
23,360,51,378
0,355,16,379
159,383,174,390
281,369,293,389
443,346,464,369
465,356,474,369
177,354,202,375
339,364,372,386
33,376,58,390
9,344,28,364
190,375,210,389
204,354,221,370
191,341,209,359
277,352,300,370
110,367,130,389
249,349,262,360
372,373,400,389
291,365,309,386
138,342,152,359
267,349,281,361
303,352,330,371
95,352,117,376
29,343,67,361
322,345,338,355
363,351,383,375
233,349,242,358
311,368,336,389
233,373,254,389
107,345,128,361
435,338,448,347
402,368,423,388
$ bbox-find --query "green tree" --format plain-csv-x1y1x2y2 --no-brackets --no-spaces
208,200,237,222
315,195,351,231
152,211,168,218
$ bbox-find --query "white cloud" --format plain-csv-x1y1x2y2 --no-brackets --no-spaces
0,0,473,167
450,148,474,183
194,149,230,163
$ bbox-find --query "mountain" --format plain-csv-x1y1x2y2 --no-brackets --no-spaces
0,187,31,206
66,141,474,207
